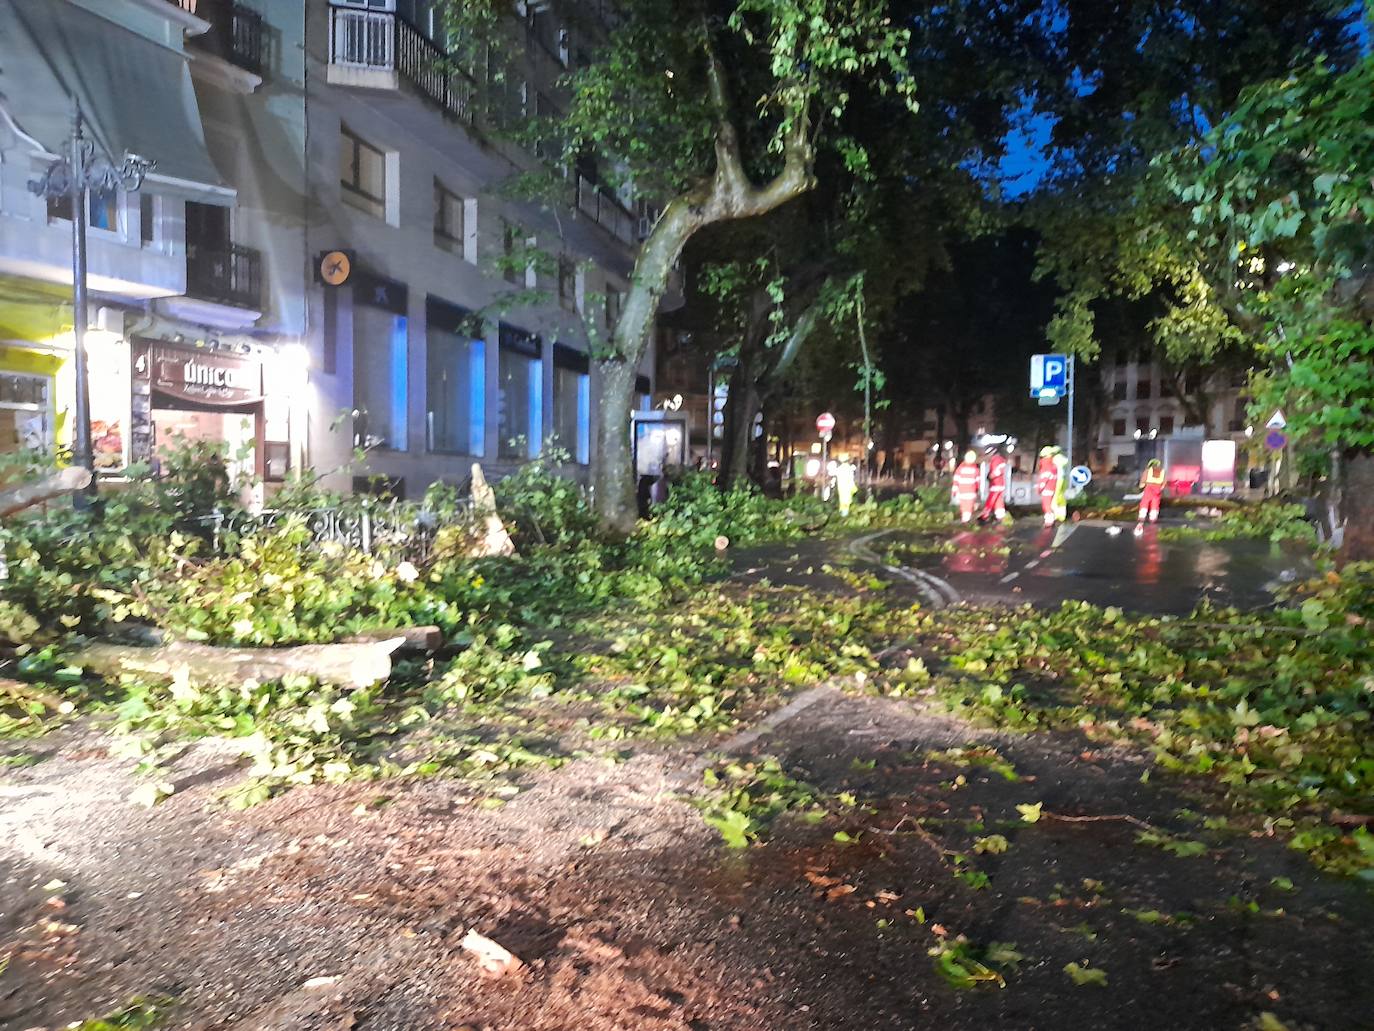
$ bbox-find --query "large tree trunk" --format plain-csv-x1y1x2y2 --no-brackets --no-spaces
588,29,817,530
1340,448,1374,562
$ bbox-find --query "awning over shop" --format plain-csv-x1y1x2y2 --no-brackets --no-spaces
0,277,71,345
0,0,233,205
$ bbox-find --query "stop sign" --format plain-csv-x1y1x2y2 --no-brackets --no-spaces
816,411,836,435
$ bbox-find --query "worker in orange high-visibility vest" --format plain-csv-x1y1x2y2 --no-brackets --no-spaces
1135,458,1167,535
951,450,981,523
1035,446,1063,526
980,445,1010,522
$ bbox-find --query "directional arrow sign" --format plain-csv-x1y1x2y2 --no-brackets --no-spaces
1070,465,1092,489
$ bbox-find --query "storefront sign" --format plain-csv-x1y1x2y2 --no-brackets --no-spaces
134,341,263,407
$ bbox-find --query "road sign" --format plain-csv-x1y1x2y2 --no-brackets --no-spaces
1030,354,1069,398
1266,409,1287,430
1265,429,1287,451
1069,465,1092,489
816,411,836,435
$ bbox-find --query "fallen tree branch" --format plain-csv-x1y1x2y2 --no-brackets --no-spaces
0,677,70,713
0,467,91,517
73,638,405,691
1041,811,1158,832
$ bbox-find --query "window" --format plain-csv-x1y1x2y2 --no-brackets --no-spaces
501,222,519,284
558,257,576,311
1136,416,1151,436
354,305,408,450
1158,415,1175,436
1112,379,1127,401
426,304,485,456
1111,418,1127,438
1160,377,1175,397
340,126,386,218
89,186,119,232
0,372,53,455
553,346,590,464
434,180,463,250
498,325,542,460
605,287,622,329
140,193,158,247
1136,377,1152,400
47,188,120,233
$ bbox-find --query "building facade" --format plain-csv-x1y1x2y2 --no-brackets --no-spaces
1094,357,1251,472
0,0,662,500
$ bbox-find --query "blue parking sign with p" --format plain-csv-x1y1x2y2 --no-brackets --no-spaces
1030,354,1068,398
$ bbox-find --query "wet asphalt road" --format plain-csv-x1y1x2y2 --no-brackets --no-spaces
894,518,1311,616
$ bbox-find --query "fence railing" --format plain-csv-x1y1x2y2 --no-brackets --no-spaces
187,242,263,311
329,7,475,124
575,173,634,244
204,498,474,567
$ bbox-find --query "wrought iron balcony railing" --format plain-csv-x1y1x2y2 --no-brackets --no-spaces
328,7,475,124
187,242,263,310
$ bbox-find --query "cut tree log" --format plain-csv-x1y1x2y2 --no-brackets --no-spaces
0,467,92,518
73,638,404,691
342,625,444,652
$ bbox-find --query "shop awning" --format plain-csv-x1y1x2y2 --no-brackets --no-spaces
0,0,233,205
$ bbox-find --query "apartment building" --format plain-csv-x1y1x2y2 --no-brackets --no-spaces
0,0,662,498
1095,357,1250,471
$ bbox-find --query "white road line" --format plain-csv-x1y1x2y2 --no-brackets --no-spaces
848,530,959,608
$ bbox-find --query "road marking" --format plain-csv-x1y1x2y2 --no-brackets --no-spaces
999,572,1020,583
848,531,959,609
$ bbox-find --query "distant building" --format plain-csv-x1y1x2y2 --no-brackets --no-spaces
1094,356,1250,472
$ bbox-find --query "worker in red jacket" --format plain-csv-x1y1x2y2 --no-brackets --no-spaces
1035,446,1063,526
1135,458,1167,535
980,445,1009,523
951,449,981,523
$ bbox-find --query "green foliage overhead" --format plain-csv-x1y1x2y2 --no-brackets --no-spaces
1161,54,1374,453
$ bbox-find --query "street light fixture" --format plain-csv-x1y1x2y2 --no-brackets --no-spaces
28,108,154,500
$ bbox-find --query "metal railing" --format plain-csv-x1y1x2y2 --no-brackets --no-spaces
205,499,474,567
187,242,263,310
575,173,634,244
329,7,475,124
227,4,263,74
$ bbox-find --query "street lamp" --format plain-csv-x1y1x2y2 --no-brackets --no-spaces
28,107,154,499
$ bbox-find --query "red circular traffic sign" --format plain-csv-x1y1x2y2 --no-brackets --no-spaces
815,412,836,435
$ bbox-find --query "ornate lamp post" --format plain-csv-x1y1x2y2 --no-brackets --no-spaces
28,107,154,499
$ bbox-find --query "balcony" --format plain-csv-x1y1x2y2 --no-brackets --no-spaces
187,243,262,311
328,7,475,124
575,174,634,245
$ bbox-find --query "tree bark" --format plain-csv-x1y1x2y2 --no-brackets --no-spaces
1340,448,1374,563
588,22,817,529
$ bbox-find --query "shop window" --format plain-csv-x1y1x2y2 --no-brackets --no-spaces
552,345,589,464
0,372,53,455
340,125,387,219
434,179,464,252
354,306,408,450
1111,418,1127,438
427,312,485,457
498,325,541,460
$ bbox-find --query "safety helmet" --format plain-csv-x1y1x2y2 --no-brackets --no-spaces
1147,458,1162,469
964,450,977,462
1039,446,1054,457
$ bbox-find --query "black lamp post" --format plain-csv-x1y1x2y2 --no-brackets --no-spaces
28,106,154,500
